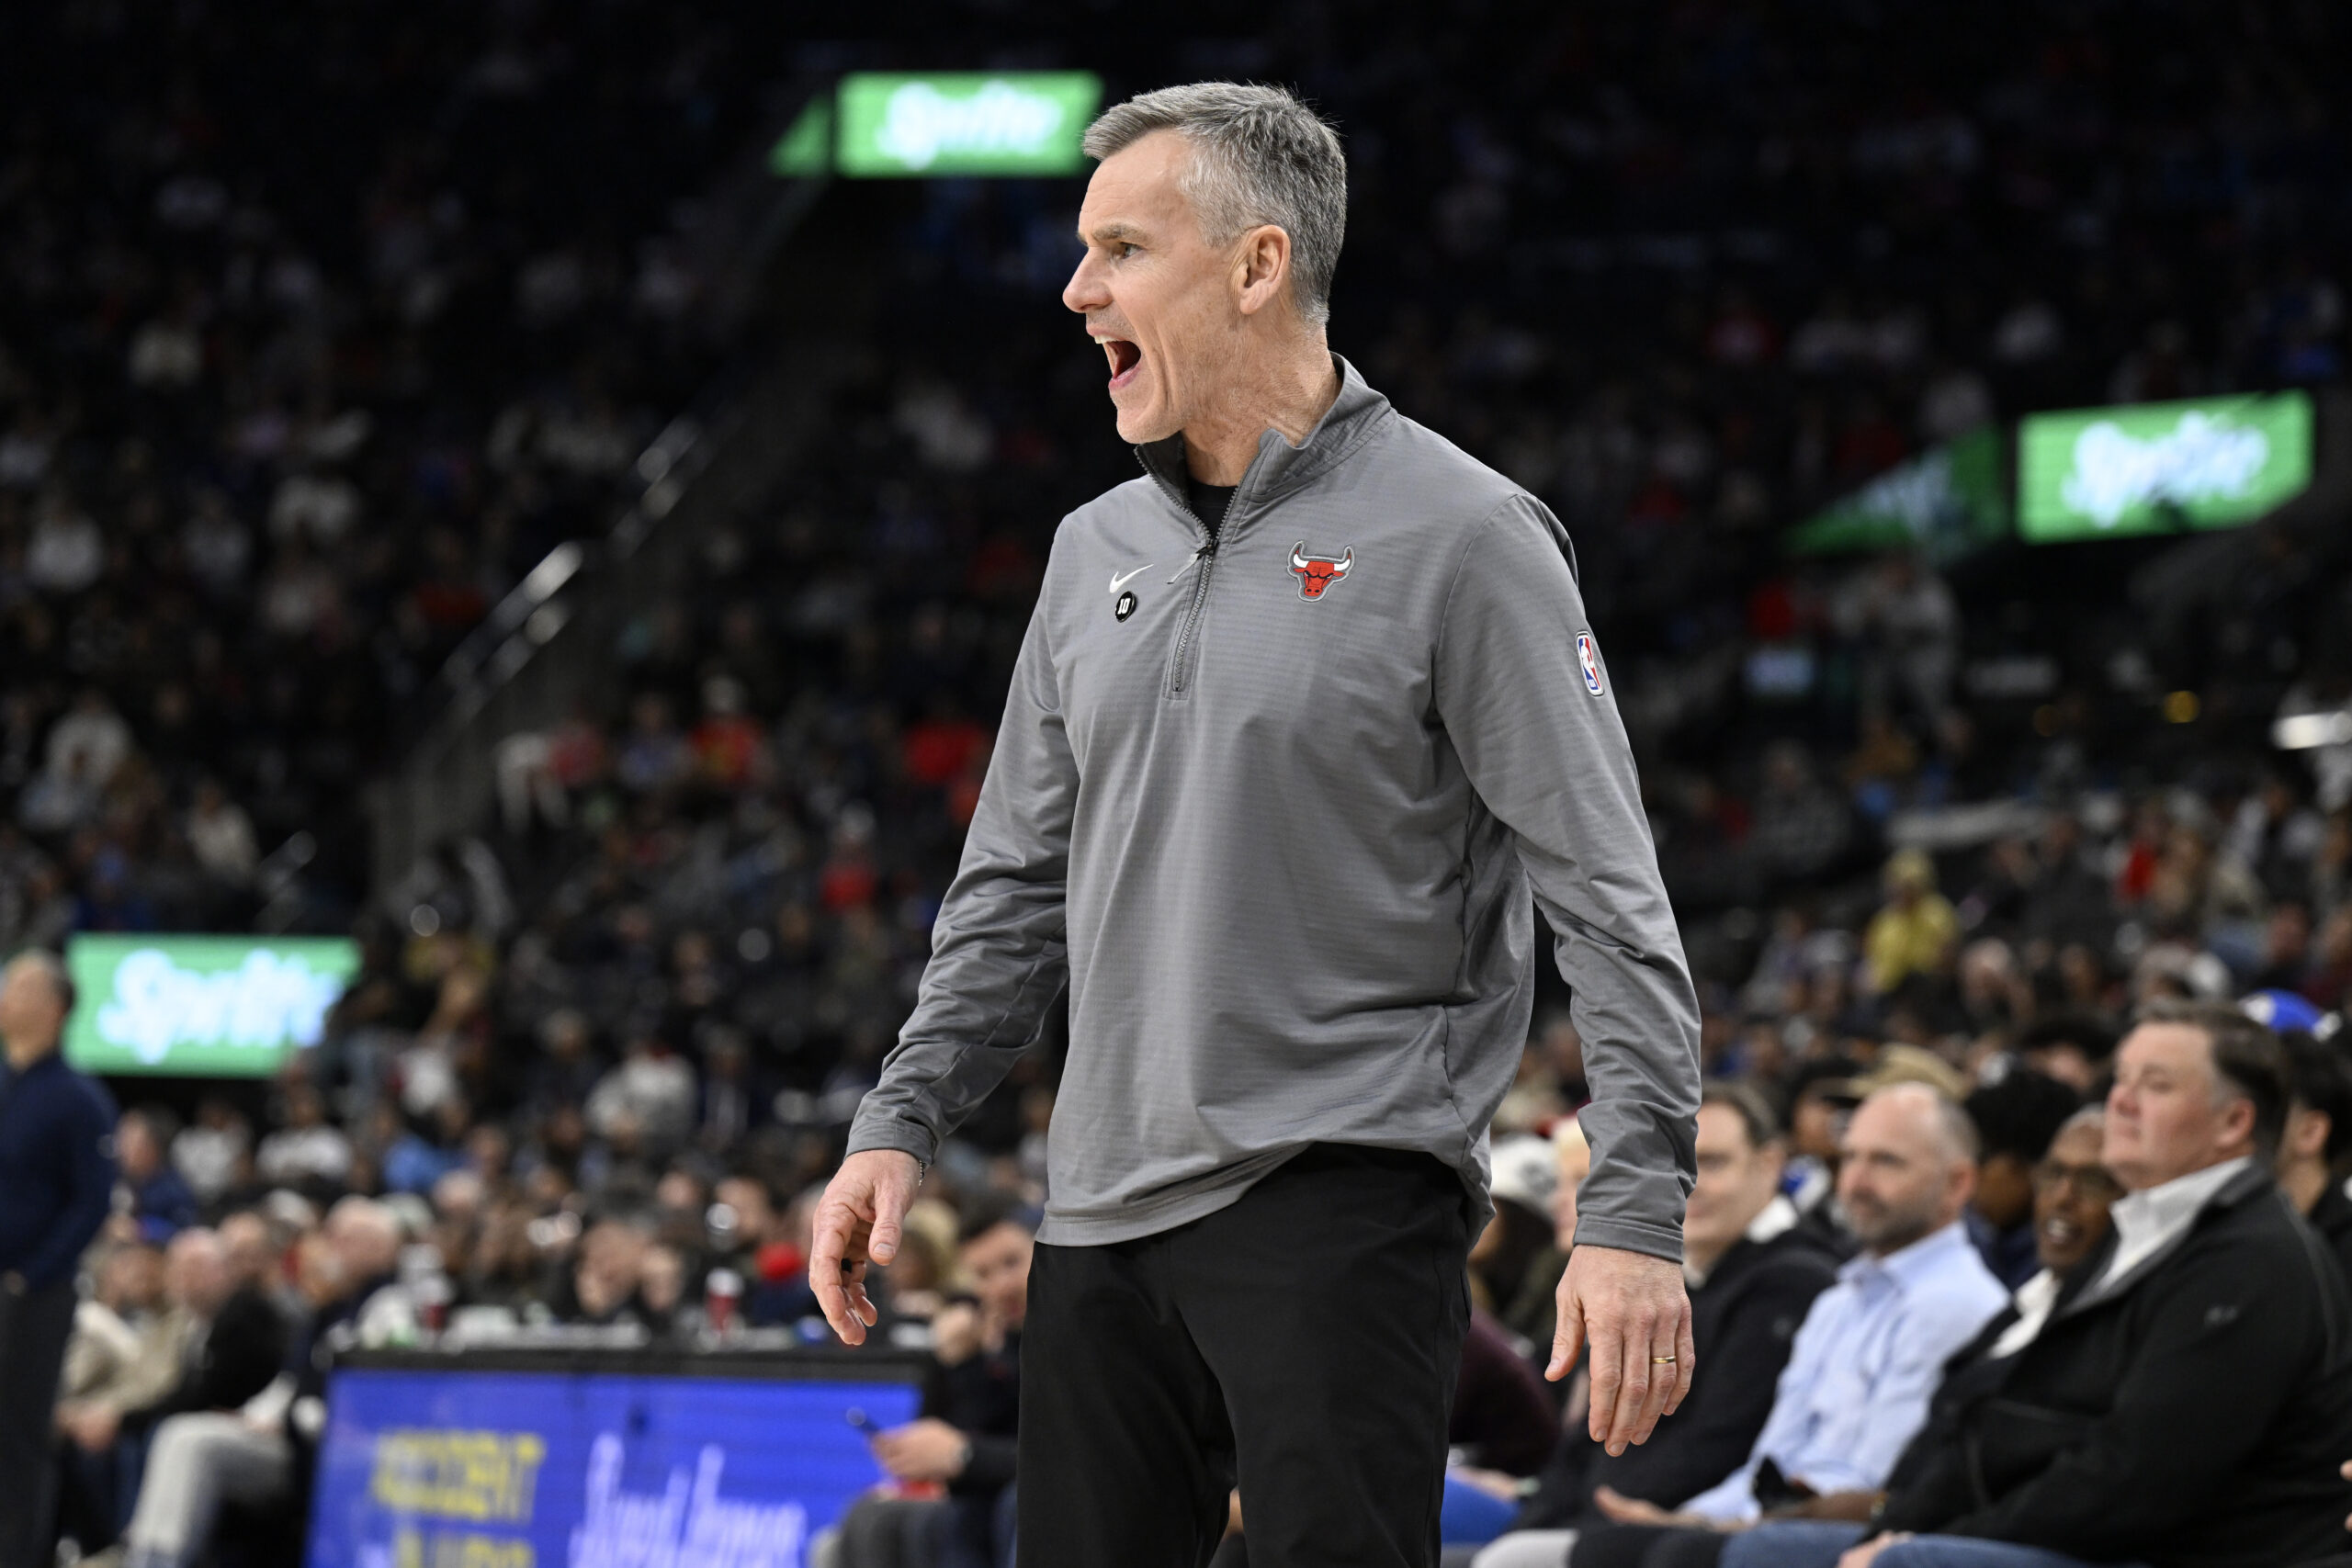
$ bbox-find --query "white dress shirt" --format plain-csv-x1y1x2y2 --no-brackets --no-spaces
2096,1156,2251,1290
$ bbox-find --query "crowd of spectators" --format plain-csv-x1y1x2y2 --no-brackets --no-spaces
0,0,797,938
11,1,2352,1566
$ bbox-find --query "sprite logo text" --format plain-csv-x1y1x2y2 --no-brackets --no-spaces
94,946,346,1066
876,81,1069,172
2060,412,2271,527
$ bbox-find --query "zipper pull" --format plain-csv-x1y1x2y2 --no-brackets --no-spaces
1166,540,1216,585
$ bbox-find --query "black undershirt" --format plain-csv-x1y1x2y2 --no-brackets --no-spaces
1186,477,1237,539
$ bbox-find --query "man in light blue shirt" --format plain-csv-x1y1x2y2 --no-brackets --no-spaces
1589,1083,2007,1542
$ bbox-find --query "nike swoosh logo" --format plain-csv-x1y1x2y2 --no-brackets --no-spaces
1109,565,1153,594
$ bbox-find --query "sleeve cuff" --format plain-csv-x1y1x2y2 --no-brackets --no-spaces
956,1432,1019,1491
843,1114,938,1170
1571,1214,1685,1265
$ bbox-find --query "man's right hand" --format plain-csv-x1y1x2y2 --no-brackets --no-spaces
1591,1486,1735,1534
1550,1243,1696,1454
809,1148,922,1346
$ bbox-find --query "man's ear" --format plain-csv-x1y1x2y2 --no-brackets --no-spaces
2219,1093,2260,1156
2288,1104,2331,1162
1233,224,1293,317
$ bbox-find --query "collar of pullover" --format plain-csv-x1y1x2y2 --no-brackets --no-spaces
1135,354,1393,527
2098,1154,2252,1287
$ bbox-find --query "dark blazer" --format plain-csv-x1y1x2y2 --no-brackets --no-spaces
0,1052,117,1291
141,1285,288,1424
1514,1214,1844,1528
1880,1166,2352,1568
924,1328,1020,1568
925,1328,1021,1497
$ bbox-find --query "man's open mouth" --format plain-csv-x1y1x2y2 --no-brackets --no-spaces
1103,338,1143,391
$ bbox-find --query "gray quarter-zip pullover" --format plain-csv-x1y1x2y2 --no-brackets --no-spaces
848,358,1702,1258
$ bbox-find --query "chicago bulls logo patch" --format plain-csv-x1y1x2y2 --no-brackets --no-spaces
1288,542,1355,601
1577,632,1605,695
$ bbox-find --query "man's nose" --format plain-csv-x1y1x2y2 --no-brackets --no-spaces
1063,253,1106,314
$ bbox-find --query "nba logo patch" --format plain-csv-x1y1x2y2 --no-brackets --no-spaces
1576,633,1605,696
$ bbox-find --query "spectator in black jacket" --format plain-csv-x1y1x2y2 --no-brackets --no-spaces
2278,1031,2352,1287
1721,1000,2352,1568
833,1201,1031,1568
0,951,115,1568
1469,1085,1844,1567
135,1253,285,1429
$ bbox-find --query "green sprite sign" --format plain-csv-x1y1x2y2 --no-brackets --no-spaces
1788,427,2007,565
64,935,360,1077
772,73,1102,179
2018,391,2312,542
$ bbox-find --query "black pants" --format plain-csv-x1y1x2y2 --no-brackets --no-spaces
0,1278,78,1568
1016,1145,1472,1568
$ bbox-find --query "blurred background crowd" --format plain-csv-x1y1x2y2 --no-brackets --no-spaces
8,1,2352,1566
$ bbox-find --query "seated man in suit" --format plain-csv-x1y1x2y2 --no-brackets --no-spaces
1719,1000,2352,1568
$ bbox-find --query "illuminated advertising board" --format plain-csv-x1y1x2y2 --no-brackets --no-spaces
63,934,360,1077
773,73,1101,178
2018,391,2312,541
306,1356,924,1568
1787,426,2007,564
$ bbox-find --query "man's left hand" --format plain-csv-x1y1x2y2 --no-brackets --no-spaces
1550,1244,1695,1454
871,1418,969,1483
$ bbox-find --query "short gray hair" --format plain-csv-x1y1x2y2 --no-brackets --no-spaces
1864,1080,1982,1165
1082,82,1347,326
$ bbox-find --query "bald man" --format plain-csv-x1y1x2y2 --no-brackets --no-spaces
0,951,117,1568
1573,1086,2007,1567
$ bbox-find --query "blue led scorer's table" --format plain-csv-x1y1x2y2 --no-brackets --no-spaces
305,1346,927,1568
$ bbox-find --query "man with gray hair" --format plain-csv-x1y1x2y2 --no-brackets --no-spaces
815,81,1702,1565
